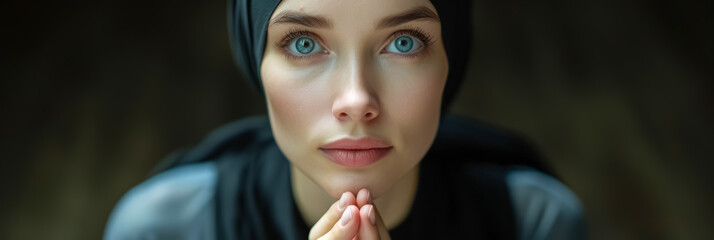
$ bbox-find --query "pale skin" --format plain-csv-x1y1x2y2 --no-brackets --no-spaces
260,0,449,239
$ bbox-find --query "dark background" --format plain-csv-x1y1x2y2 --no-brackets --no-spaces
1,0,711,239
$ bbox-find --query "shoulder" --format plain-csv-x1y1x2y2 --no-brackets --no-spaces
104,162,218,240
506,166,588,240
431,115,586,238
152,115,274,172
433,115,553,174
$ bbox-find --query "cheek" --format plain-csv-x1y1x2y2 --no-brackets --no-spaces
264,79,319,130
382,54,448,150
261,58,329,154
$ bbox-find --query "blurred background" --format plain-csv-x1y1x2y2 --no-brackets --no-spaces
1,0,711,239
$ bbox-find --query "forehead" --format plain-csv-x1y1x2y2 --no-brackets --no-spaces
270,0,436,26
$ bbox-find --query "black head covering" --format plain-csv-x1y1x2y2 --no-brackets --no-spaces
228,0,472,111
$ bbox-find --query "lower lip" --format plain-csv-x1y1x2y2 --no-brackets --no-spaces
320,147,392,167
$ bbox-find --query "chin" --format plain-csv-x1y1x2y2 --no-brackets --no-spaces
317,168,391,199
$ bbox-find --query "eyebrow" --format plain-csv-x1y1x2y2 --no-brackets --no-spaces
268,6,439,29
376,6,440,29
269,11,333,28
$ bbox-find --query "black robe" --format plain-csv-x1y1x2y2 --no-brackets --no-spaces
142,114,559,239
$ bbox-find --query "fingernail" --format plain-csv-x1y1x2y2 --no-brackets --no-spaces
339,208,352,226
366,190,372,204
368,205,376,225
338,193,348,211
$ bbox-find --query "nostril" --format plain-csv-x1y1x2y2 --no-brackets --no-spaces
365,112,373,118
339,112,349,118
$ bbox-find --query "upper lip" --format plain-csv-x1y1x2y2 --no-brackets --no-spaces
320,137,392,150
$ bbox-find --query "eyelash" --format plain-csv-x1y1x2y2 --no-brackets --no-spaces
383,27,434,58
275,27,435,60
275,29,325,60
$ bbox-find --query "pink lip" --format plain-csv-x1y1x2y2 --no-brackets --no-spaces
319,138,393,167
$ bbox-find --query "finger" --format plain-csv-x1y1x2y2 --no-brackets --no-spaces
372,205,391,240
319,205,360,240
357,204,379,240
356,189,390,239
309,192,356,240
356,188,372,208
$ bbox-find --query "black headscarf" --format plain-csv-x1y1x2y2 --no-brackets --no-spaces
228,0,472,112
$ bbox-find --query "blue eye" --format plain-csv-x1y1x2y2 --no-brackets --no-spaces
385,36,422,54
288,37,323,55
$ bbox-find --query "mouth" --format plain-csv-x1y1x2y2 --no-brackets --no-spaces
319,137,393,167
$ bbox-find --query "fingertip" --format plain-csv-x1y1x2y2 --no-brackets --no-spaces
337,192,347,211
360,204,376,226
338,206,353,227
325,205,360,240
348,205,360,215
357,204,380,239
338,192,357,211
356,188,372,206
347,191,356,202
348,206,362,225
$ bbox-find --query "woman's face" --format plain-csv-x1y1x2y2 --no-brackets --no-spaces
261,0,448,199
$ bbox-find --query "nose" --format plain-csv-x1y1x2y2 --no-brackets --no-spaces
331,63,380,123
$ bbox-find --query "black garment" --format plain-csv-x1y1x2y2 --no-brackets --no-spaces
145,115,555,239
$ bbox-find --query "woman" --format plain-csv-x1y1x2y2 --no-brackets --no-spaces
105,0,587,239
